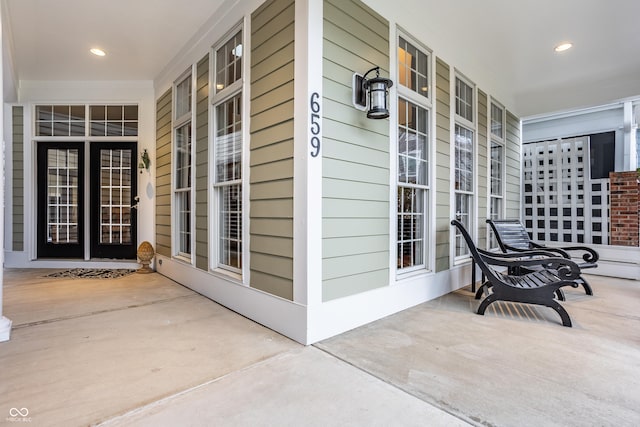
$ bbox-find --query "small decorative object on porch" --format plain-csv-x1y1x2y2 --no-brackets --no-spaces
137,241,155,274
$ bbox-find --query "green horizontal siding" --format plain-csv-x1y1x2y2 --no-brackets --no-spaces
195,54,209,270
477,90,488,247
250,0,295,300
12,106,24,251
322,0,390,301
155,88,172,257
505,110,521,218
435,57,451,272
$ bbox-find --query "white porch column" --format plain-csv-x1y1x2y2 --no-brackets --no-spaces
1,6,13,342
1,138,11,342
623,101,637,171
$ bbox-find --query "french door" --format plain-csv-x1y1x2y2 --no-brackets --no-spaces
37,142,85,258
90,143,138,259
37,142,137,259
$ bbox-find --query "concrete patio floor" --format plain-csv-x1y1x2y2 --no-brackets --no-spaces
0,268,638,426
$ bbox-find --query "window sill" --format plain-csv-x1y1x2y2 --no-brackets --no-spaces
211,267,243,284
396,267,433,282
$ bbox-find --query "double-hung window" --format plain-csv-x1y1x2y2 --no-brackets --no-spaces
396,35,431,272
489,101,505,249
212,28,243,273
454,75,475,258
173,72,193,259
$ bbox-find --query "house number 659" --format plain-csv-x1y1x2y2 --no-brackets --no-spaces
310,92,321,157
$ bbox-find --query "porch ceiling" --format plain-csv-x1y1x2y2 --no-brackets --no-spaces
3,0,640,117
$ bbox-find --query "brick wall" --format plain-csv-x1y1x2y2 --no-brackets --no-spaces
609,171,640,246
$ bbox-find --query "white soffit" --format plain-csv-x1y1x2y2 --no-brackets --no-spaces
364,0,640,117
4,0,225,81
4,0,640,117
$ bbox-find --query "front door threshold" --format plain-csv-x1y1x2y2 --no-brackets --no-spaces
24,259,140,270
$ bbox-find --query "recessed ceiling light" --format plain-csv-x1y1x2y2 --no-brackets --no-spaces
90,48,106,57
554,43,573,52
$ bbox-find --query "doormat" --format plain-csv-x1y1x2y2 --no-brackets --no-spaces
45,268,137,279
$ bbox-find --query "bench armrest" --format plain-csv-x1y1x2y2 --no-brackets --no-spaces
478,248,559,259
479,253,581,280
504,244,570,259
553,246,599,264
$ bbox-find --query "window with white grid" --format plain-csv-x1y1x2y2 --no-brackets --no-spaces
396,33,431,273
489,142,504,248
213,28,243,273
173,72,193,259
36,105,85,137
489,101,505,249
90,105,139,137
454,76,475,258
490,102,504,140
398,36,430,99
456,77,473,122
397,99,429,270
215,30,243,94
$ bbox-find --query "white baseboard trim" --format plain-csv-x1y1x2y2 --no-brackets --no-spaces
155,255,308,344
4,251,139,270
156,256,473,344
306,264,471,344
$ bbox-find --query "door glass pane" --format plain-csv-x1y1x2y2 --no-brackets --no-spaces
99,149,133,245
46,149,79,244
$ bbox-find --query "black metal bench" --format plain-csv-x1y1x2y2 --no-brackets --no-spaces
487,219,598,295
452,220,582,327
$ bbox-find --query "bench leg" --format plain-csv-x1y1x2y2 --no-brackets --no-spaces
474,282,490,300
471,259,476,293
477,293,497,315
555,289,566,301
548,300,573,327
579,276,593,296
478,293,573,327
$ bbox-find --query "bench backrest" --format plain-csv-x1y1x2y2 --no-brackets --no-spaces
487,219,532,252
451,220,503,282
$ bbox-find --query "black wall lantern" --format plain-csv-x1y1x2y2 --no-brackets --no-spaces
353,66,394,119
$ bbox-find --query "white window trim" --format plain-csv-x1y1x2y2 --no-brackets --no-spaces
451,71,477,265
209,23,248,280
171,67,196,263
395,30,434,277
